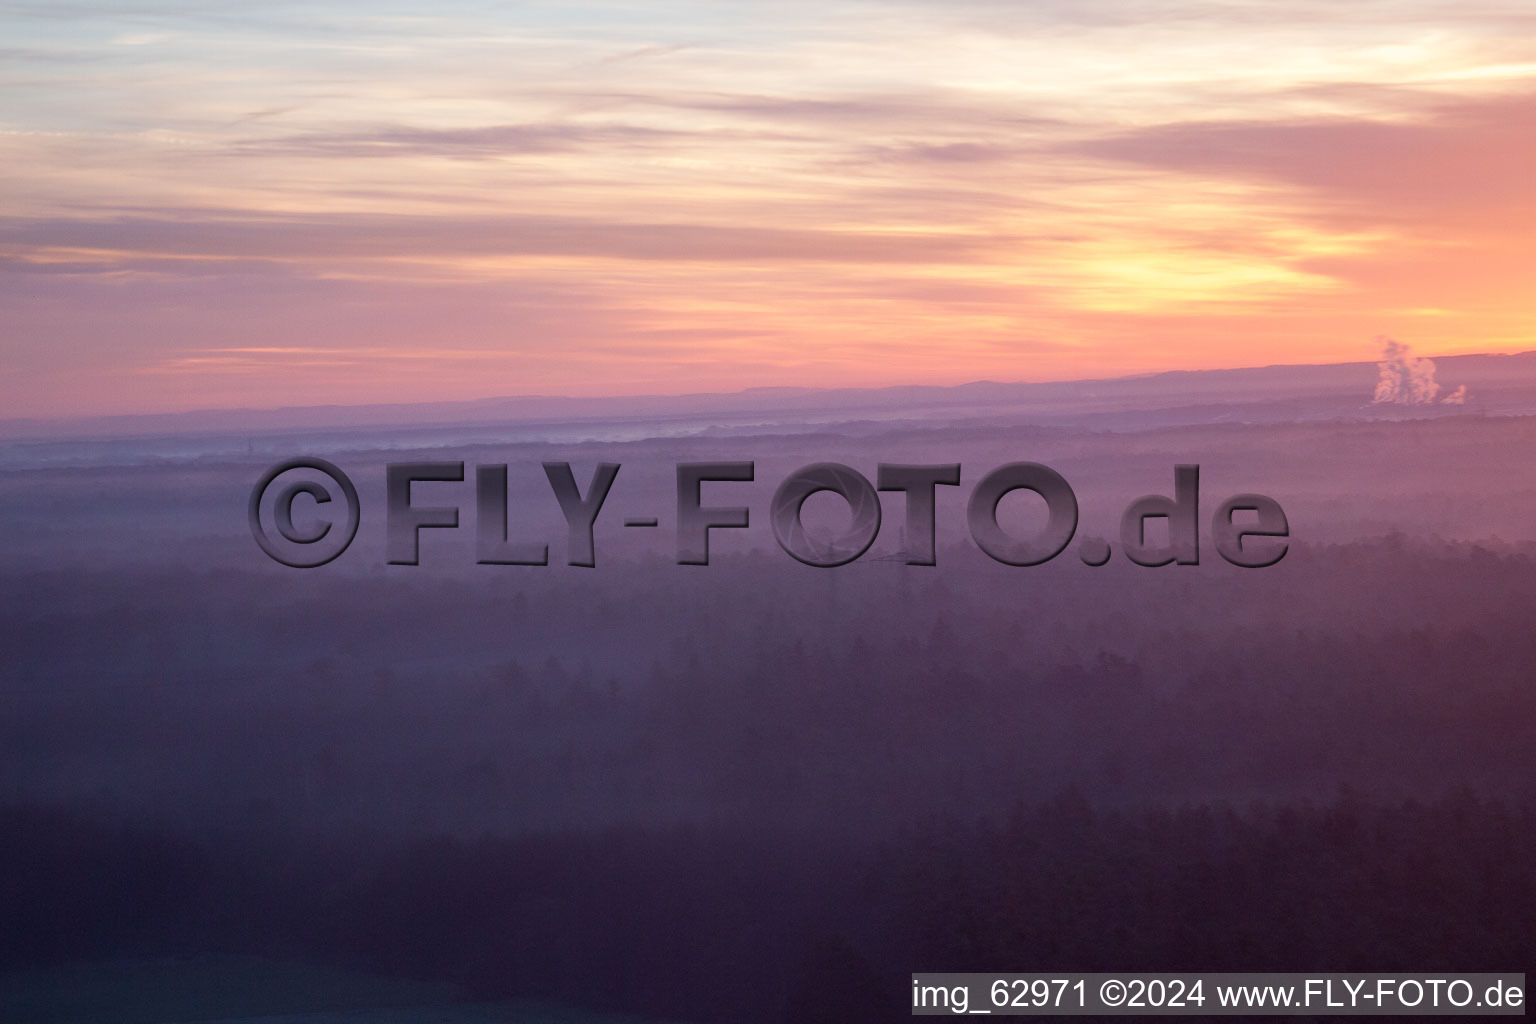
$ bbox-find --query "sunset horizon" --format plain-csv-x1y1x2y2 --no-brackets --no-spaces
6,0,1534,418
3,3,1534,1016
1,342,1526,441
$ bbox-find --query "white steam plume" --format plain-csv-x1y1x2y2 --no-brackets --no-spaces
1372,335,1440,405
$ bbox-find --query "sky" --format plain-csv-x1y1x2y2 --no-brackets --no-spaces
2,0,1534,417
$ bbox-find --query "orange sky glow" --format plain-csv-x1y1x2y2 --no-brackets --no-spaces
2,1,1534,417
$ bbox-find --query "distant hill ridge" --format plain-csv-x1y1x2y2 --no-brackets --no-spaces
6,350,1535,441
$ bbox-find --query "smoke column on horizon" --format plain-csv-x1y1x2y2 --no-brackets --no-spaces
1371,336,1466,405
1373,336,1439,404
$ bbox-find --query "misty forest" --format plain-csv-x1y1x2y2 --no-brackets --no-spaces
2,362,1534,1021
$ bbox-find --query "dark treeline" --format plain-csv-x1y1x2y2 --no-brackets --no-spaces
1,794,1531,1022
4,538,1534,834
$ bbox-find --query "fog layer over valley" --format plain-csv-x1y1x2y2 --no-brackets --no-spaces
2,382,1533,1021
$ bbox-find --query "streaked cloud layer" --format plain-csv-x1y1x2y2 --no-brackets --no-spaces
3,0,1533,415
